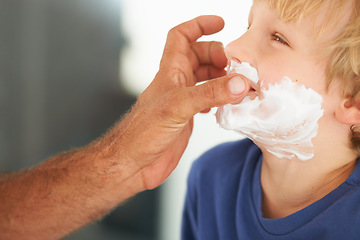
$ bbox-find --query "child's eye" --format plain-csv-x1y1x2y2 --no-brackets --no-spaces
271,33,289,46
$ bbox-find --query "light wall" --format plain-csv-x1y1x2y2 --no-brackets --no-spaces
120,1,252,239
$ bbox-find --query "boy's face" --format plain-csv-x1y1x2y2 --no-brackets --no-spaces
225,0,351,103
223,0,355,158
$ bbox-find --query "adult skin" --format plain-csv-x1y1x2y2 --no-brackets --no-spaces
0,15,249,240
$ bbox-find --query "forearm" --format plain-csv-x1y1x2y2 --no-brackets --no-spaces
0,119,144,240
0,15,246,240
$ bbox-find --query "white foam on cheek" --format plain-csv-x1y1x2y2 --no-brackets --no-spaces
216,66,324,161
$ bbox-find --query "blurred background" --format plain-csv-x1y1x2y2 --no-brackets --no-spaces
0,0,250,239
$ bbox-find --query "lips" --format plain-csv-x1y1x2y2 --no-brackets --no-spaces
248,82,260,100
249,81,259,92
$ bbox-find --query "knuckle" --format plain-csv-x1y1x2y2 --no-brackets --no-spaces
167,26,181,40
203,82,218,102
157,92,179,120
167,27,176,38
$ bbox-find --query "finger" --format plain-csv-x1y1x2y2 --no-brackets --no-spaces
162,16,225,61
173,15,224,44
172,74,250,121
190,41,227,69
194,65,226,83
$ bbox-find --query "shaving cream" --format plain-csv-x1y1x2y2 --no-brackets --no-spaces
228,60,259,84
216,61,324,161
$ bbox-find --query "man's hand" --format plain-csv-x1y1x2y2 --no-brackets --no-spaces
0,16,250,240
111,15,250,191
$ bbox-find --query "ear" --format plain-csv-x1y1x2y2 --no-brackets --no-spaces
335,98,360,125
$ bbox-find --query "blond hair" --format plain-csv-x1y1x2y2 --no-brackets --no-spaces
254,0,360,153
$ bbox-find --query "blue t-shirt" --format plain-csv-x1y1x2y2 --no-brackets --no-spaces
182,139,360,240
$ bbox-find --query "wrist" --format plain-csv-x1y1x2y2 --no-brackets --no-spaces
88,126,146,199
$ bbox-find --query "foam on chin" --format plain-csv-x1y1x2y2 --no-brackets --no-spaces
216,62,324,161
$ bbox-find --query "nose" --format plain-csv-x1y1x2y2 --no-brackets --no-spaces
225,30,258,68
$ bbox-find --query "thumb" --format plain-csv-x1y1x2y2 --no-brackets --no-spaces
179,74,250,120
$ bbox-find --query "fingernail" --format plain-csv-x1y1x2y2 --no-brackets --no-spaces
228,76,245,95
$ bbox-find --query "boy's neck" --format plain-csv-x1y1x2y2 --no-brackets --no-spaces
260,150,357,219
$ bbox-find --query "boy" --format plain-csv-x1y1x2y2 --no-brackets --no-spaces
182,0,360,239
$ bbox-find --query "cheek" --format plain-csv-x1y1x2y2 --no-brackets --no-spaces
290,56,328,91
321,82,344,114
259,57,328,95
256,54,296,86
299,70,328,96
257,64,286,87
